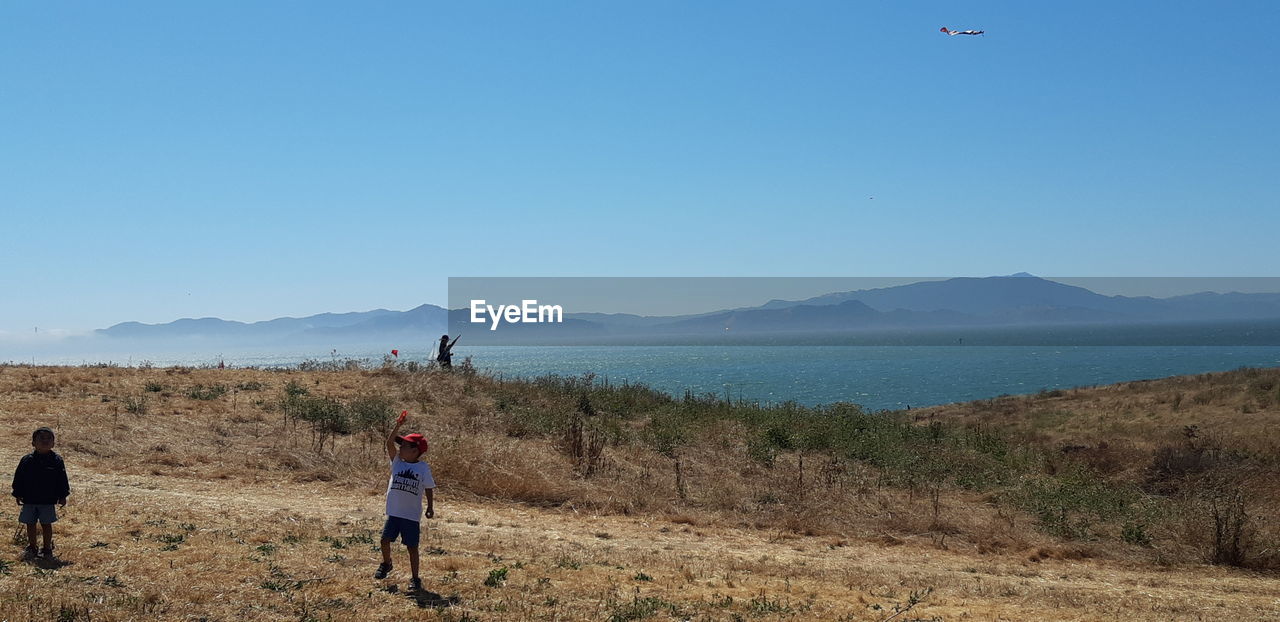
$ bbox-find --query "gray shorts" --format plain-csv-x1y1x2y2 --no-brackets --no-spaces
18,504,58,525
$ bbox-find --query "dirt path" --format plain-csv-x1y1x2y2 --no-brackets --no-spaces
24,460,1276,621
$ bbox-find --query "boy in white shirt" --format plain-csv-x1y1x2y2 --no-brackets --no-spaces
375,411,435,591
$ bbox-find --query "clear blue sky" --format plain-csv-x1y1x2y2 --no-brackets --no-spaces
2,1,1278,335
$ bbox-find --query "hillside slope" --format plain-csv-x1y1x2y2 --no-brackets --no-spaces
1,364,1277,620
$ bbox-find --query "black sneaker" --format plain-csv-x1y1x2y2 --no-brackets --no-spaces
38,546,53,560
374,562,392,579
22,546,37,560
409,577,423,592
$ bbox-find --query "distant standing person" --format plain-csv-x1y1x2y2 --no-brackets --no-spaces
436,334,459,369
11,427,70,560
375,413,435,591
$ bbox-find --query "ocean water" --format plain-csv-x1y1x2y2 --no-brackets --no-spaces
464,345,1280,410
20,344,1280,411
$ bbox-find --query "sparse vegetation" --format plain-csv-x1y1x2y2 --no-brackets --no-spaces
186,383,228,400
2,363,1279,620
483,566,508,587
608,595,679,621
123,394,148,415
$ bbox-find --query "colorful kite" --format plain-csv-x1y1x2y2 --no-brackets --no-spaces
940,27,984,36
391,349,399,358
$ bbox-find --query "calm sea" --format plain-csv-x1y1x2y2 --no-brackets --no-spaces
21,344,1280,411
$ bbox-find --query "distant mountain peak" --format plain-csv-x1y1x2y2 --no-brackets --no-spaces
1004,272,1038,278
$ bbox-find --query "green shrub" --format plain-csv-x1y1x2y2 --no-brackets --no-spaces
483,566,508,587
347,395,394,435
1008,468,1138,540
187,384,228,400
1122,521,1152,547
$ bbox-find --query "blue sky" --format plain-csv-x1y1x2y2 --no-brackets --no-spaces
2,1,1278,335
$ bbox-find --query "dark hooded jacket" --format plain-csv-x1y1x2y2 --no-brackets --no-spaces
11,451,70,505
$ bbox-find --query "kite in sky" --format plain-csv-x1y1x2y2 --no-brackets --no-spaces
940,27,984,36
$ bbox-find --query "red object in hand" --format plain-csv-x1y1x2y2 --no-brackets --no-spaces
397,410,408,424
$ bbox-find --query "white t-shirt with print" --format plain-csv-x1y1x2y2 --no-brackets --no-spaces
385,456,435,521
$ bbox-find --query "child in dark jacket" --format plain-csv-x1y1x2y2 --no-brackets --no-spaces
11,427,70,559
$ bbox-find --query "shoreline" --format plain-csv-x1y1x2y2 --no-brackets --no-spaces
6,344,1280,411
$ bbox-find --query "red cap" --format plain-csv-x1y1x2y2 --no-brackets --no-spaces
396,433,429,452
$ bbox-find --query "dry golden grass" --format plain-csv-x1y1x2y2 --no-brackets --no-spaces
1,365,1279,621
913,367,1280,452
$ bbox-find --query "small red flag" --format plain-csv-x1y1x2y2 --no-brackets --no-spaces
391,349,399,357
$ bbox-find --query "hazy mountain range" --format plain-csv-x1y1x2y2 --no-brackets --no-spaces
97,304,447,344
92,275,1280,346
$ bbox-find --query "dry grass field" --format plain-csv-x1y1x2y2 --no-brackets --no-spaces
913,367,1280,452
1,364,1278,621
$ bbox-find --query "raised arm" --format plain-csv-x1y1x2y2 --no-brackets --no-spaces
386,410,408,461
